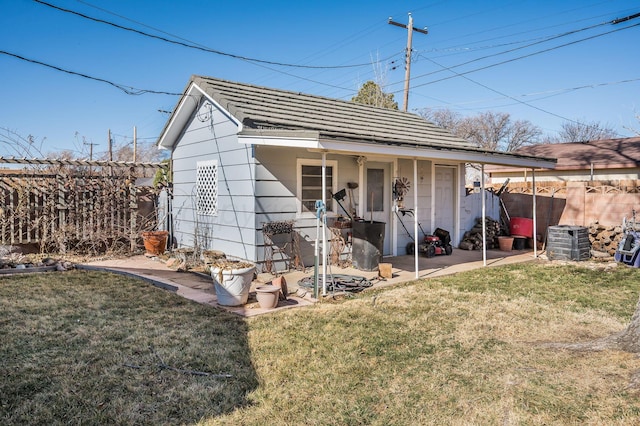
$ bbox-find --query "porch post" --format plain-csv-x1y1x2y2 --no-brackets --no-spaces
322,152,328,295
481,164,487,266
532,168,537,258
414,158,419,278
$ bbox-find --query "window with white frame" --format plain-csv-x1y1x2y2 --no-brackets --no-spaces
196,160,218,215
297,159,337,213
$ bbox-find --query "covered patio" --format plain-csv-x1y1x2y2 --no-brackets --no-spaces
275,246,538,298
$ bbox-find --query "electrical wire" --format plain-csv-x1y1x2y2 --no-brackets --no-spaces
419,55,628,137
389,14,639,91
0,50,181,96
424,1,624,48
424,77,640,109
35,0,402,96
13,0,639,127
35,0,378,70
76,0,391,73
406,21,640,92
71,0,400,96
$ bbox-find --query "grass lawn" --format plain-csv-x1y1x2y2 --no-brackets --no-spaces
2,261,640,425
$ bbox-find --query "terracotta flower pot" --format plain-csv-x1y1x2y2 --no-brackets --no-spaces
141,231,169,255
497,236,514,251
271,276,288,300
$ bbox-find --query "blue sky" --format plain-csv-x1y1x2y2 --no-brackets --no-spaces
1,0,638,159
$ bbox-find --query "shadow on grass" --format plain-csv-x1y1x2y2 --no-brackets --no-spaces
0,270,259,425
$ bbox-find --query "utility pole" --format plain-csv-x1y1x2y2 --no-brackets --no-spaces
83,139,98,161
107,129,113,161
83,138,98,175
388,13,428,111
133,126,137,162
108,129,113,176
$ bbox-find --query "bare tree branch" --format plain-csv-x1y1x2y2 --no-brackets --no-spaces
545,120,618,143
418,109,541,152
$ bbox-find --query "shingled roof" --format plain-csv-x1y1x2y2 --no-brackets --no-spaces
158,75,556,169
189,75,473,149
487,137,640,172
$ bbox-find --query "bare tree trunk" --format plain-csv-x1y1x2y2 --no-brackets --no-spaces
608,296,640,353
545,296,640,353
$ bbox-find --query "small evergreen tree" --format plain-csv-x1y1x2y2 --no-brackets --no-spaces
351,81,398,110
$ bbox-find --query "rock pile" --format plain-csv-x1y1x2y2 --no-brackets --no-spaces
589,222,624,258
459,217,502,250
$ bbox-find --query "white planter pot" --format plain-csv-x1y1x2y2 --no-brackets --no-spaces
210,265,255,306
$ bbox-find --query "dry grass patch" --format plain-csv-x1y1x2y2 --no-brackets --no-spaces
3,262,640,425
205,262,640,425
0,270,258,425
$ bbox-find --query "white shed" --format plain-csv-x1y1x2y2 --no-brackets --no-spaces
157,75,555,272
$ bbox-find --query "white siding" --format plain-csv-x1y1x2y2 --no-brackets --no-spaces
171,101,257,261
171,111,469,263
394,159,433,254
253,147,365,267
460,191,501,236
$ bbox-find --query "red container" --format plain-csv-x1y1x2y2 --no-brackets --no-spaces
510,217,533,238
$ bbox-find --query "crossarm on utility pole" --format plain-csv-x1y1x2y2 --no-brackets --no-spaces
388,13,428,112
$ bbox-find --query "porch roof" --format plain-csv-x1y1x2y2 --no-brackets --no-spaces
158,75,556,169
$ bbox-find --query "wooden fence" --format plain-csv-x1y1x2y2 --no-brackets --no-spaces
0,158,167,254
494,180,640,238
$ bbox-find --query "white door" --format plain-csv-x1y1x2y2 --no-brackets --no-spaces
365,162,391,255
434,166,455,234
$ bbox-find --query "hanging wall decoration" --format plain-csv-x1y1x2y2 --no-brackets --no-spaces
393,177,410,209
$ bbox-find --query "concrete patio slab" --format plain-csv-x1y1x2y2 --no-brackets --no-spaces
80,248,538,317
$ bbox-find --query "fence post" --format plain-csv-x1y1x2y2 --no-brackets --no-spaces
129,178,138,252
56,174,67,253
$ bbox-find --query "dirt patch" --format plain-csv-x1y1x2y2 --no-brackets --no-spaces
539,256,620,272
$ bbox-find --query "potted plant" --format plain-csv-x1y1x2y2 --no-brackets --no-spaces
141,230,169,256
209,259,256,306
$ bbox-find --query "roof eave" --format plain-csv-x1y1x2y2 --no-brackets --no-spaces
157,78,243,150
238,129,320,148
316,140,556,168
238,130,556,169
157,82,200,150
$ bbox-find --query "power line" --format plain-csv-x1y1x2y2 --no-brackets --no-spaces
407,20,640,91
72,0,400,97
77,0,394,72
418,77,640,108
386,11,639,92
391,14,626,90
0,50,181,96
423,1,626,46
421,55,609,132
35,0,376,70
35,0,402,96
